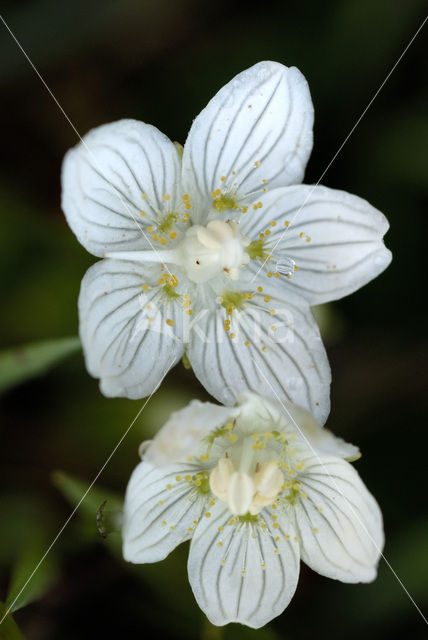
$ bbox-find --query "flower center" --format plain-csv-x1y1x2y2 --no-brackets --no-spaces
209,437,284,516
178,220,250,284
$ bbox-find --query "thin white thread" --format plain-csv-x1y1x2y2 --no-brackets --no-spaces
0,13,173,277
250,356,428,625
252,15,427,280
0,357,176,626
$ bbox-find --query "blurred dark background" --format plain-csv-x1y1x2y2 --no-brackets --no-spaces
0,1,427,639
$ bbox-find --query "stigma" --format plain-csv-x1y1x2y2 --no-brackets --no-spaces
106,219,251,285
179,220,250,283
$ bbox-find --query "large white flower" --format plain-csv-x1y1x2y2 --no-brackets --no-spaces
122,392,383,628
61,61,391,423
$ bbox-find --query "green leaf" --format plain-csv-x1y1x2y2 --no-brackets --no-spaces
6,535,56,613
0,336,81,393
0,602,25,640
52,471,123,529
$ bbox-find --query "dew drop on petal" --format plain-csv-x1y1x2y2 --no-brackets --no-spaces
275,257,296,277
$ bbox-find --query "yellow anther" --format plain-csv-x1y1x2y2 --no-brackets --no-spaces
254,161,261,167
175,475,182,482
166,318,175,327
163,194,171,200
166,484,172,490
270,220,276,226
267,272,273,278
257,286,263,292
159,237,167,245
244,340,250,347
169,231,177,239
284,220,289,227
142,284,150,291
264,295,270,302
147,226,154,232
205,512,211,518
228,433,238,443
152,233,159,241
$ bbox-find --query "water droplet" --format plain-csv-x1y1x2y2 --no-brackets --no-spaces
275,256,296,277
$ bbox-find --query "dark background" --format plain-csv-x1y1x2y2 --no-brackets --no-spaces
0,1,427,639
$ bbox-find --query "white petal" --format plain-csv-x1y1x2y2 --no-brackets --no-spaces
186,288,331,424
235,391,359,460
295,456,384,582
182,61,313,210
240,185,391,305
188,502,300,627
146,400,238,465
123,460,203,563
61,119,181,257
79,258,184,398
279,402,360,460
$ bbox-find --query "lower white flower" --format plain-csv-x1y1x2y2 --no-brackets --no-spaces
123,392,384,628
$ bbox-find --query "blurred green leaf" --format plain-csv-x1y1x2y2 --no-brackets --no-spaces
6,534,56,614
52,470,123,524
0,336,81,393
0,602,25,640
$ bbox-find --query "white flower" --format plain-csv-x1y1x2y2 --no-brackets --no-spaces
122,392,383,628
61,61,391,423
